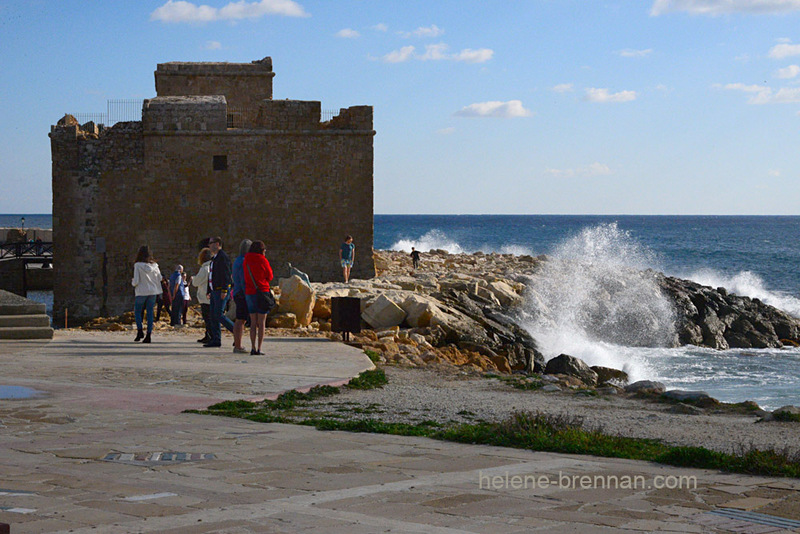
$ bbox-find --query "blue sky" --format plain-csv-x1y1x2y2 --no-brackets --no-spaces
3,0,800,214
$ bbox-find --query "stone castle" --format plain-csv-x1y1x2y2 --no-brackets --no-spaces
50,57,375,323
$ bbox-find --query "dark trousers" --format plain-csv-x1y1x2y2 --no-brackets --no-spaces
209,290,234,345
156,297,170,319
201,303,211,339
170,296,183,326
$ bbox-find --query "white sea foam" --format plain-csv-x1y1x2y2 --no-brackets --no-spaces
685,269,800,318
520,223,676,377
390,229,465,254
389,230,533,256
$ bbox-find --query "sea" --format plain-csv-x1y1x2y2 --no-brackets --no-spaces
4,213,800,410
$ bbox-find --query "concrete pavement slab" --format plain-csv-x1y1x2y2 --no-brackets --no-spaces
1,331,800,532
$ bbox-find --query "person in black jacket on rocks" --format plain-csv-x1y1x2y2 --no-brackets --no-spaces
205,236,235,347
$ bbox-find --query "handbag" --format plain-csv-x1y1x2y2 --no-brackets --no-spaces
246,262,276,313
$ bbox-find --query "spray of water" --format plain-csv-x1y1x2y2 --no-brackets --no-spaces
687,269,800,318
520,223,677,378
390,229,465,254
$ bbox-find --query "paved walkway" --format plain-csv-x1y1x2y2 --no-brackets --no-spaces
1,331,799,533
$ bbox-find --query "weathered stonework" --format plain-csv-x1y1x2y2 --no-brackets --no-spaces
51,57,375,323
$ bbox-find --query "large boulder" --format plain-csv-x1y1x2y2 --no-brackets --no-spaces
278,275,316,327
268,312,298,329
362,294,407,329
313,296,332,320
400,294,440,328
590,366,628,386
487,280,523,308
624,380,666,394
544,354,598,386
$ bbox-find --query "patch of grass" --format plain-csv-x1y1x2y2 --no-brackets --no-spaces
346,368,387,390
774,411,800,423
492,374,544,391
364,349,382,363
191,379,800,478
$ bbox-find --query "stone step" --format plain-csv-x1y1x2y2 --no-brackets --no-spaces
0,326,54,340
0,314,51,328
0,302,47,316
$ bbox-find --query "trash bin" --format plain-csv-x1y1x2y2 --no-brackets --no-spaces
331,296,361,340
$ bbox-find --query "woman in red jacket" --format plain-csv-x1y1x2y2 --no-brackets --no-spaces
243,240,274,355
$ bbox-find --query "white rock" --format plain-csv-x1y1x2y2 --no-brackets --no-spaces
488,280,523,308
400,294,440,328
362,294,407,329
278,275,316,327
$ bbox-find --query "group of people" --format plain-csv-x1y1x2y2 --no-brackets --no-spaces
130,237,275,355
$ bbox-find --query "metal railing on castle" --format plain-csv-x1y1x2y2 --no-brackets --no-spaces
70,99,143,127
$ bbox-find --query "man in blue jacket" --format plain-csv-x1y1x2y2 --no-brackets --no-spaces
205,236,234,347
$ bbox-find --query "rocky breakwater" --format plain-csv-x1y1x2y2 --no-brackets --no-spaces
290,250,800,374
658,275,800,349
301,250,546,373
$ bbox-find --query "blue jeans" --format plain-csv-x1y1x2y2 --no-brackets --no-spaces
209,289,234,345
134,295,156,334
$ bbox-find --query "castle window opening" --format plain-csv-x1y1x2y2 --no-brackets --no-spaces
213,155,228,171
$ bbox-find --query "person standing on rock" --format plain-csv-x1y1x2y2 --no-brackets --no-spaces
411,247,421,270
244,240,274,355
205,236,234,348
232,239,253,354
169,265,185,327
131,245,162,343
340,235,355,283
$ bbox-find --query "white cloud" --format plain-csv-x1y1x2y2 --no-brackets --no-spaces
204,40,222,49
546,163,613,178
382,46,415,63
400,24,444,38
336,28,360,38
420,43,449,61
150,0,308,23
769,169,782,177
552,83,574,93
454,100,532,118
651,0,800,15
752,87,800,103
720,82,770,92
437,127,456,135
382,44,494,64
776,64,800,78
619,48,653,57
585,88,637,103
452,48,493,63
720,82,800,103
769,43,800,58
371,23,388,32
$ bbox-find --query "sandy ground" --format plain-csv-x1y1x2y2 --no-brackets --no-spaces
300,365,800,456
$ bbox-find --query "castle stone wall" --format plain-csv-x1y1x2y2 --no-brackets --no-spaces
51,59,374,324
155,58,274,109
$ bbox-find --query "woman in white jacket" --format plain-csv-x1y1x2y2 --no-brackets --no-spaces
131,245,162,343
192,248,213,344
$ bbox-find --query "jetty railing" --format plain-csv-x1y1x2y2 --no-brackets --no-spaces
0,242,53,260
